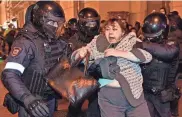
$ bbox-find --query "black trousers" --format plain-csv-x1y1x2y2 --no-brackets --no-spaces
144,93,171,117
68,91,100,117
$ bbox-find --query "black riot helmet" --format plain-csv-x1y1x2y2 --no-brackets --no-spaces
78,7,100,37
25,4,35,24
67,18,78,31
66,18,78,37
142,12,167,42
32,1,65,39
168,11,182,31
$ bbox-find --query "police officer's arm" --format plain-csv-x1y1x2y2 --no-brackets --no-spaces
130,48,153,63
104,48,152,63
135,40,179,62
71,37,98,62
1,38,34,101
104,33,152,63
119,33,152,63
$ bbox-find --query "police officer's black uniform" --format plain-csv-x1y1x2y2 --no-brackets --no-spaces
167,12,182,117
137,13,180,117
1,1,70,117
67,7,101,117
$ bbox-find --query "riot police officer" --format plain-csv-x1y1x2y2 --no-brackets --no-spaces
61,18,78,42
67,7,100,51
167,11,182,117
1,1,70,117
67,7,100,117
67,18,78,38
137,13,180,117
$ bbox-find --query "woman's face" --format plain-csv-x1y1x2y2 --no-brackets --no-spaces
105,21,123,44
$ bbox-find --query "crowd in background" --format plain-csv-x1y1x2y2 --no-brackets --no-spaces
0,7,181,56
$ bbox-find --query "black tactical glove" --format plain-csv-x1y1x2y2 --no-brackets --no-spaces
99,56,120,80
23,95,49,117
87,58,103,80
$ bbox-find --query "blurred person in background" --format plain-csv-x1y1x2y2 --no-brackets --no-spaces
5,29,16,54
160,7,167,16
100,20,106,34
134,21,142,37
159,7,169,38
67,18,78,38
0,27,6,59
62,18,78,42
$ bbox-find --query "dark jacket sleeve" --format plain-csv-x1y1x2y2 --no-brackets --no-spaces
1,38,34,101
135,40,179,62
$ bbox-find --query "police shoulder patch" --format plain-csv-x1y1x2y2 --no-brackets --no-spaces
11,47,22,57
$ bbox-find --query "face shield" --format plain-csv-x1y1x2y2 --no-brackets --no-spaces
43,13,65,39
79,17,100,37
67,18,78,31
85,21,98,35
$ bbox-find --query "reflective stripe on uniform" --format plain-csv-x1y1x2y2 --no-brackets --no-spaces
4,62,25,74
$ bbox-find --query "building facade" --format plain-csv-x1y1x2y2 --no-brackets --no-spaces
0,1,182,28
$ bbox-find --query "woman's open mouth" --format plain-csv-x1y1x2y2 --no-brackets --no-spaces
109,37,115,40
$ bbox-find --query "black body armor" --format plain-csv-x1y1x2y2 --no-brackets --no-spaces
142,59,170,93
20,27,67,98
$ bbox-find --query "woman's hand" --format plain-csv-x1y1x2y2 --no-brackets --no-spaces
104,48,121,57
72,46,90,62
78,47,90,58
